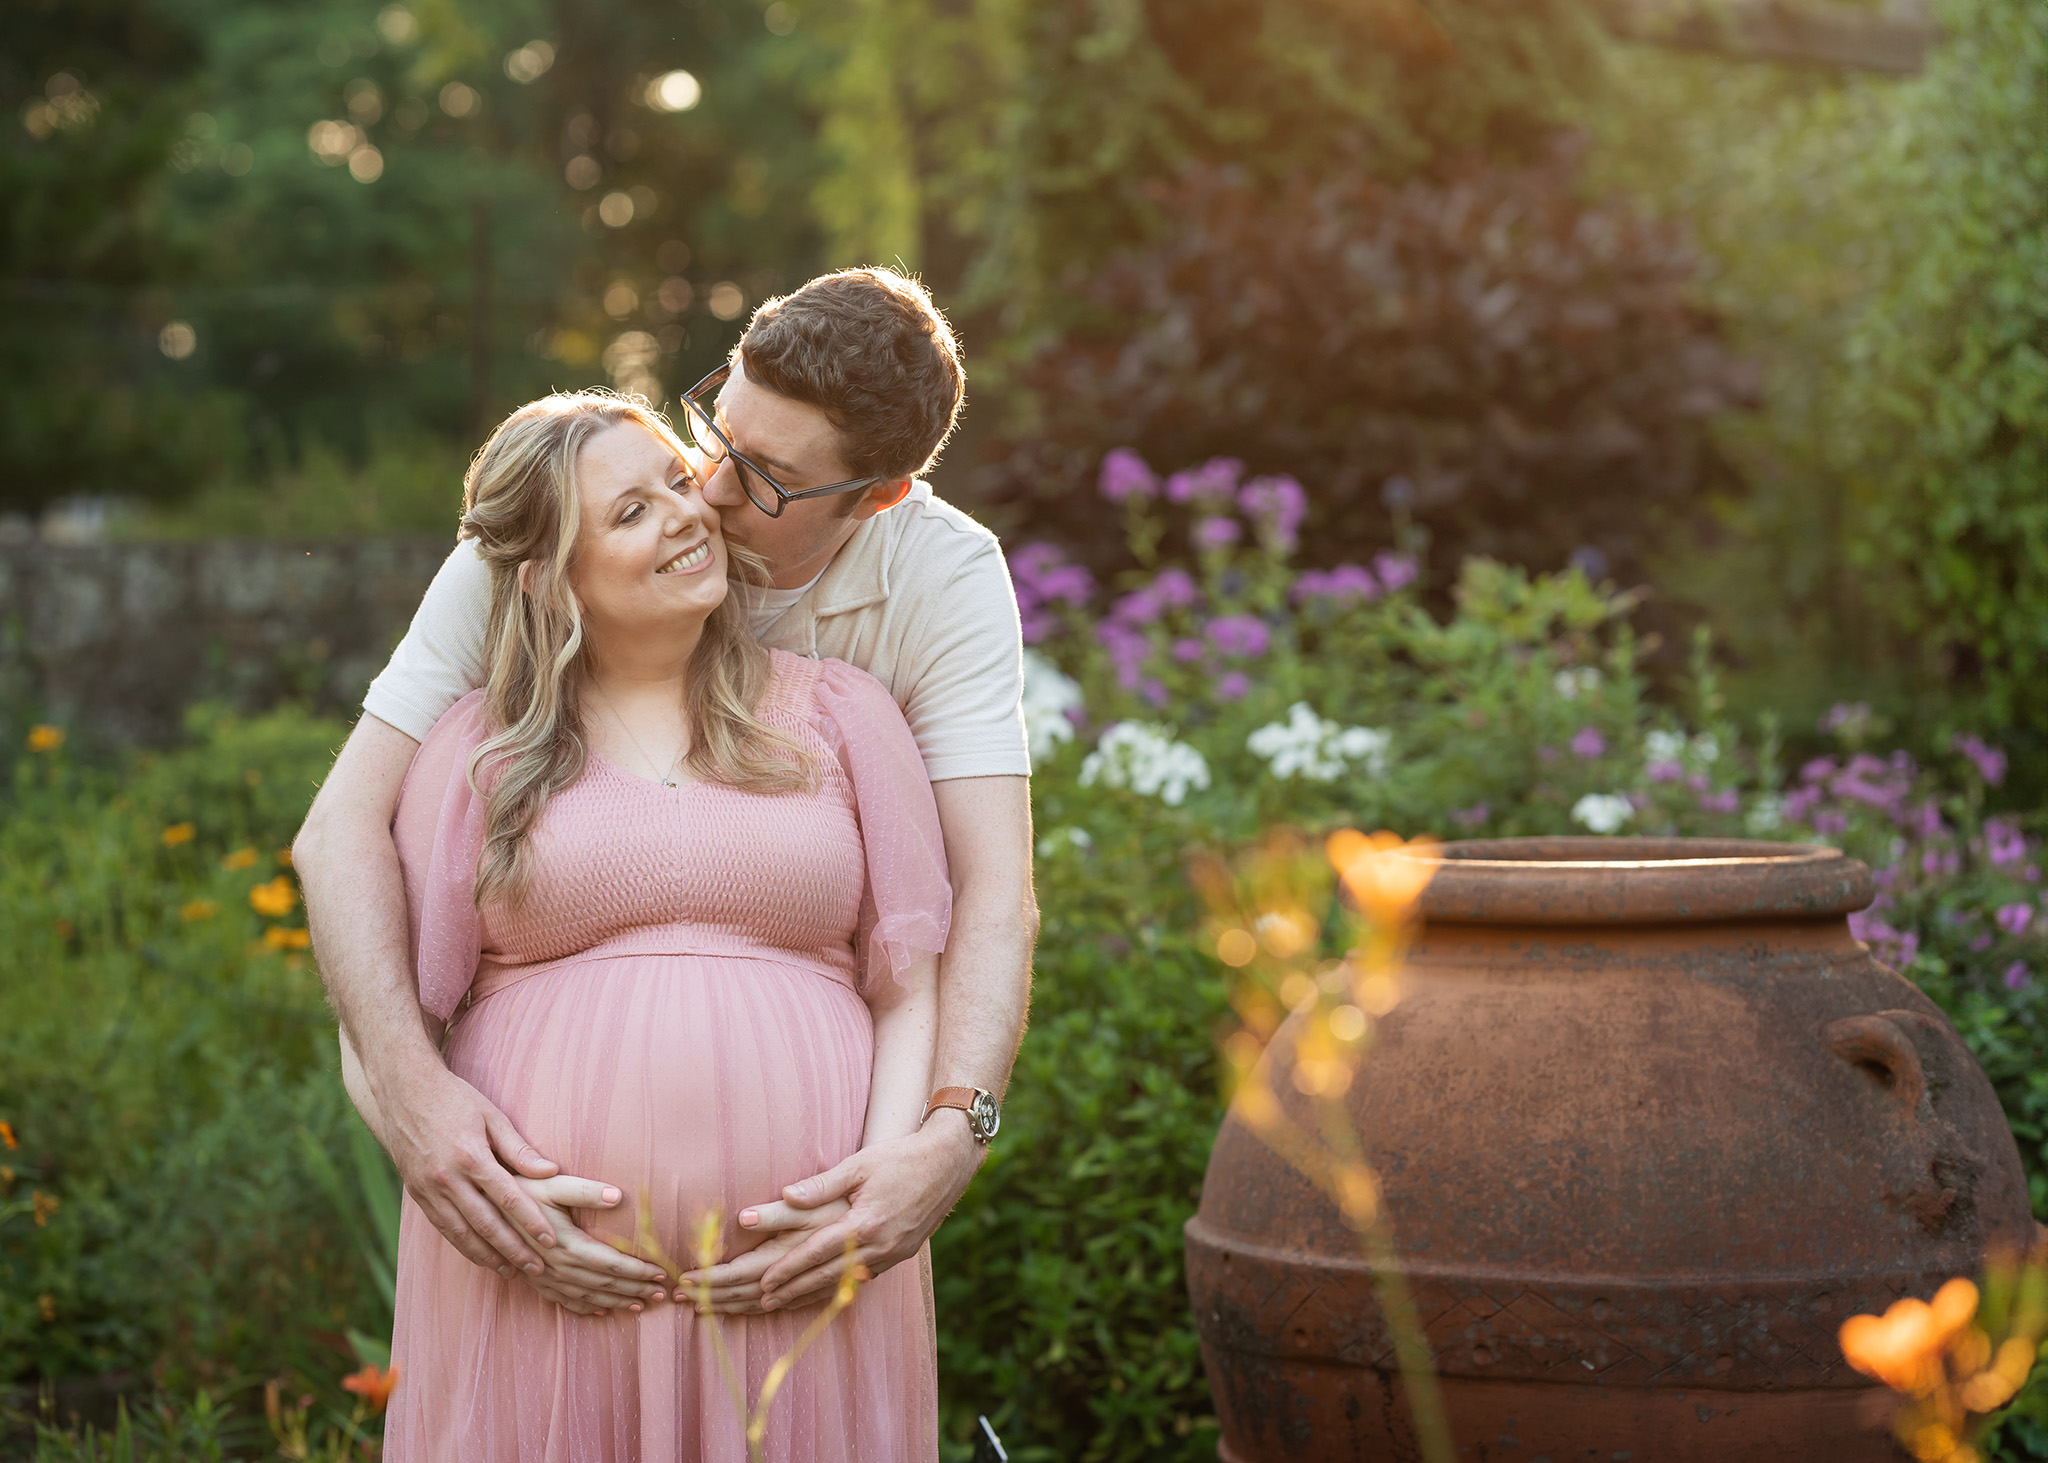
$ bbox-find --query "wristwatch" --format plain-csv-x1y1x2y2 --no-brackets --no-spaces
923,1086,1001,1145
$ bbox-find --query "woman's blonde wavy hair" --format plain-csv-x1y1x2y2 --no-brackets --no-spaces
459,390,810,908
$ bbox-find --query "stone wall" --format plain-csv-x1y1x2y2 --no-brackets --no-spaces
0,536,451,747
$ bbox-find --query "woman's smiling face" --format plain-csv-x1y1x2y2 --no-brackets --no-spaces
567,421,728,653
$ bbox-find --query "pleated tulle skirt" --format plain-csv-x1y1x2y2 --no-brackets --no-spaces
383,953,940,1462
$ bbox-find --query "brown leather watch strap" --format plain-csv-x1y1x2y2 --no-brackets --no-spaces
922,1086,980,1124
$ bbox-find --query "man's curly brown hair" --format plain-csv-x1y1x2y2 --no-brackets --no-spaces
735,267,965,487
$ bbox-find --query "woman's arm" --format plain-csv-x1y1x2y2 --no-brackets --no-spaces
861,953,940,1147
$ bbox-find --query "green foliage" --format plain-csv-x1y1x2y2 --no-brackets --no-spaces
3,0,832,519
1588,0,2048,741
0,705,370,1404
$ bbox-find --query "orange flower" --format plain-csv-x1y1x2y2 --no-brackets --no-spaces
340,1362,400,1413
264,925,311,950
38,1294,55,1322
32,1190,60,1227
249,876,298,918
27,725,64,753
180,899,218,923
1327,829,1439,923
220,847,258,871
1839,1279,1980,1395
161,822,196,847
0,1119,16,1150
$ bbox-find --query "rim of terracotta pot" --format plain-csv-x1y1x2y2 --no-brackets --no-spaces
1415,836,1875,926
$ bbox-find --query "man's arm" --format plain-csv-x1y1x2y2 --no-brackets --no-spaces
695,774,1035,1311
296,714,565,1278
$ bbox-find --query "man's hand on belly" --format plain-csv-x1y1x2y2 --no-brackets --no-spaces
717,1117,984,1311
673,1197,852,1315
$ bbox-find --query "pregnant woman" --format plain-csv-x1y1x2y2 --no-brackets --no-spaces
345,390,948,1460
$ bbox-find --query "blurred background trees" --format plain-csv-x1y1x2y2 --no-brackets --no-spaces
2,0,2041,727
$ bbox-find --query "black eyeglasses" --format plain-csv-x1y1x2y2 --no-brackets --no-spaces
675,364,888,518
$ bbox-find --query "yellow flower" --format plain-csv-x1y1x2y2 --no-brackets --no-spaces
32,1190,60,1227
27,725,64,752
180,899,219,922
264,926,311,950
38,1294,55,1323
221,847,258,871
249,876,299,917
161,822,196,847
276,847,294,868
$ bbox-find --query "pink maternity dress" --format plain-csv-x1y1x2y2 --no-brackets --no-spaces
382,651,950,1462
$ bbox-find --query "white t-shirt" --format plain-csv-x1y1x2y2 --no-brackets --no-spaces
363,482,1031,783
744,566,825,636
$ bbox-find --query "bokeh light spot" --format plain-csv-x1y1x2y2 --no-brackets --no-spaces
707,281,745,321
646,71,701,113
159,321,197,360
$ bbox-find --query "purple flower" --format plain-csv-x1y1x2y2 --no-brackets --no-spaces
1571,726,1607,759
1783,786,1823,822
1985,817,2028,869
1111,587,1164,626
1095,620,1150,689
1165,457,1244,508
1171,637,1204,663
1912,800,1946,840
1451,802,1490,828
1291,564,1381,605
1820,701,1872,736
1848,910,1919,969
1648,759,1684,783
1953,733,2007,787
1972,933,1996,952
1537,746,1559,764
2005,961,2031,991
1098,448,1159,503
1008,542,1096,645
1206,614,1271,660
1996,902,2034,936
1372,552,1419,593
1814,810,1850,837
1150,569,1200,610
1213,671,1250,702
1194,516,1242,551
1800,756,1838,785
2028,864,2042,884
1922,847,1960,877
1238,475,1307,553
1698,787,1739,814
1141,678,1170,708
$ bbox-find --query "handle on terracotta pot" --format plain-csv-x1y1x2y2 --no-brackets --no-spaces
1821,1013,1927,1114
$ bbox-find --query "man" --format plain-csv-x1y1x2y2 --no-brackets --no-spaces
295,267,1035,1316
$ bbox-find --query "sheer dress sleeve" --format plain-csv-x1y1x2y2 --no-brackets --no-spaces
813,659,953,998
389,690,492,1024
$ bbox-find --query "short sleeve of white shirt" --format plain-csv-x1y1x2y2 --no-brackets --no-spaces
362,539,492,742
894,546,1030,783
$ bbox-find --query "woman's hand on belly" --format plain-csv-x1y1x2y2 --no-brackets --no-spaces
677,1197,852,1315
508,1175,675,1316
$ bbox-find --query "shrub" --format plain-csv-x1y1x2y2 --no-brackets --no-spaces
972,144,1756,590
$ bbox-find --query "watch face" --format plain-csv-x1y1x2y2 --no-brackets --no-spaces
971,1090,1001,1140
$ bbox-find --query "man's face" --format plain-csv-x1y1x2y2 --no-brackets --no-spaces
694,359,889,589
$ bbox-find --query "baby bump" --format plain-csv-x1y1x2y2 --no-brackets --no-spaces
444,952,874,1264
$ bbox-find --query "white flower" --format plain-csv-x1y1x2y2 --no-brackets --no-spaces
1692,733,1720,764
1036,825,1094,857
1571,793,1634,834
1645,729,1686,763
1020,649,1084,764
1744,795,1782,834
1079,722,1211,806
1553,666,1602,701
1246,703,1392,783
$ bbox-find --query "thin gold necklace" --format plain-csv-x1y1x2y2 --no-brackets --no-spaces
592,683,688,787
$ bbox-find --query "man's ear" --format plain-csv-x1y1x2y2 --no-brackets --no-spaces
849,478,913,520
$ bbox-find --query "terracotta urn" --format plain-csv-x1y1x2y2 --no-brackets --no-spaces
1186,837,2040,1460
